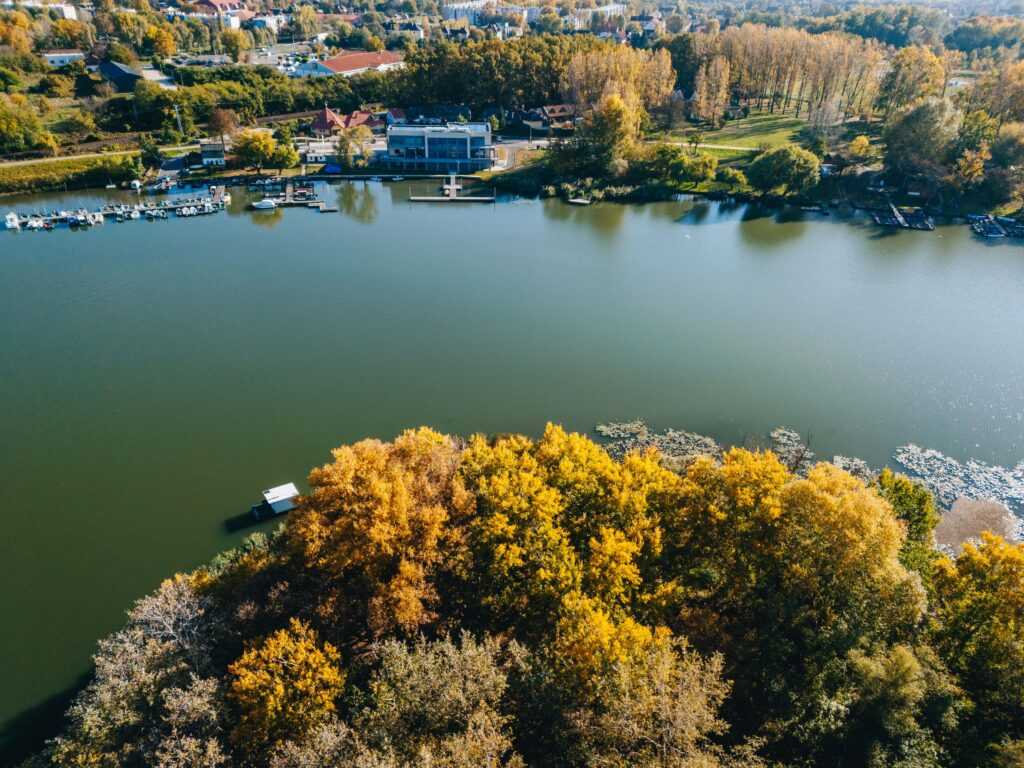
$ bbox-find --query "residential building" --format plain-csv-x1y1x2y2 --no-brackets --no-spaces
293,50,404,77
303,139,339,163
42,49,85,68
341,109,386,134
384,122,494,172
441,0,539,25
1,0,77,19
200,138,229,166
311,105,346,135
99,60,143,92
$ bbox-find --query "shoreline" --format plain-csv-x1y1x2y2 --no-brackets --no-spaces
595,420,1024,546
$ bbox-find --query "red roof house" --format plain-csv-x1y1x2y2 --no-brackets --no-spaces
311,106,345,134
322,50,405,76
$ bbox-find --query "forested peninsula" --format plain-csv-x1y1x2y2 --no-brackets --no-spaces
22,425,1024,768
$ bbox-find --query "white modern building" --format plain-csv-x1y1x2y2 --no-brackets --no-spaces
384,122,495,172
441,0,540,24
41,49,85,67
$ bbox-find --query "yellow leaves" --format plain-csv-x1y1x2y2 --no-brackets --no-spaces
228,618,344,751
719,447,788,520
933,533,1024,659
553,592,665,690
288,427,470,636
585,527,641,608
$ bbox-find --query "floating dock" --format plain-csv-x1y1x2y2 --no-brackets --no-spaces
410,173,495,203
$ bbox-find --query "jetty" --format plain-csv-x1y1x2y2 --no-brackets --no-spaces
410,173,495,203
871,202,934,231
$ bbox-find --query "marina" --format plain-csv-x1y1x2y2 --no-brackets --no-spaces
409,173,496,203
3,187,231,231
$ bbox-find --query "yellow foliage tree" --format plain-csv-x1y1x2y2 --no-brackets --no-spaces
288,427,473,636
228,618,344,752
932,533,1024,745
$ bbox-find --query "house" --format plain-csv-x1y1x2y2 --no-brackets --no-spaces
541,103,576,129
1,0,77,19
42,49,85,68
304,139,339,163
99,60,143,92
384,122,495,172
341,109,386,134
248,14,289,34
310,105,346,135
200,138,229,166
630,12,664,34
293,50,404,77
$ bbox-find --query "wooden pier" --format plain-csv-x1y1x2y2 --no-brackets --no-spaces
409,174,495,203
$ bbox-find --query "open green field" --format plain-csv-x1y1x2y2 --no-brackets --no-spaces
670,111,806,150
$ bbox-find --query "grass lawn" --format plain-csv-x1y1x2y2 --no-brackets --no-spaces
666,111,806,150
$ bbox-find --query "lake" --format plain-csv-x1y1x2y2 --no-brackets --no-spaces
2,181,1023,757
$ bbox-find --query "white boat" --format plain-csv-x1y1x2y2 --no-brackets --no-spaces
129,209,140,220
251,198,278,210
368,176,383,182
89,212,104,225
222,193,232,204
25,217,43,230
392,175,405,181
4,212,20,230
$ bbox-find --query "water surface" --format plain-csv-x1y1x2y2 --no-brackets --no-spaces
2,183,1023,755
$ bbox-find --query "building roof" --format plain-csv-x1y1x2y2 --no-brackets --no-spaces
263,483,299,505
341,110,385,130
311,105,345,133
542,103,575,119
42,48,83,55
322,50,403,74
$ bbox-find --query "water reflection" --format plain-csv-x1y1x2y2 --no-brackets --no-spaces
336,182,378,224
541,198,627,238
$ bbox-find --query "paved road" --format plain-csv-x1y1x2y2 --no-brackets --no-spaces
0,144,199,168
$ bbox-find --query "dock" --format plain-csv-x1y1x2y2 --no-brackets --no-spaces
410,173,496,203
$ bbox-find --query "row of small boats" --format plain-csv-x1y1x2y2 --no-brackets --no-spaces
5,194,231,232
967,214,1024,239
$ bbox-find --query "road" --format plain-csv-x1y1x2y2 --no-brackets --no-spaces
0,144,199,168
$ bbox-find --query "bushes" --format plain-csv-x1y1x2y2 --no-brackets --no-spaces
0,154,139,194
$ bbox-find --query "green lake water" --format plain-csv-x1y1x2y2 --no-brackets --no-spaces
2,182,1023,758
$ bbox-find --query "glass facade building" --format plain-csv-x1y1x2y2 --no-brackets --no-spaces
385,123,495,171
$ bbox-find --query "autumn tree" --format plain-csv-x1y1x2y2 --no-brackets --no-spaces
571,638,763,768
232,129,277,172
208,107,238,147
692,55,730,127
876,44,945,115
288,428,473,639
659,451,926,759
220,28,251,63
932,534,1024,762
229,618,345,753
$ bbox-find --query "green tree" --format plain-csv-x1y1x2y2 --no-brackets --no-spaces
747,145,821,196
883,98,959,181
138,133,163,169
271,142,299,172
876,469,940,584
